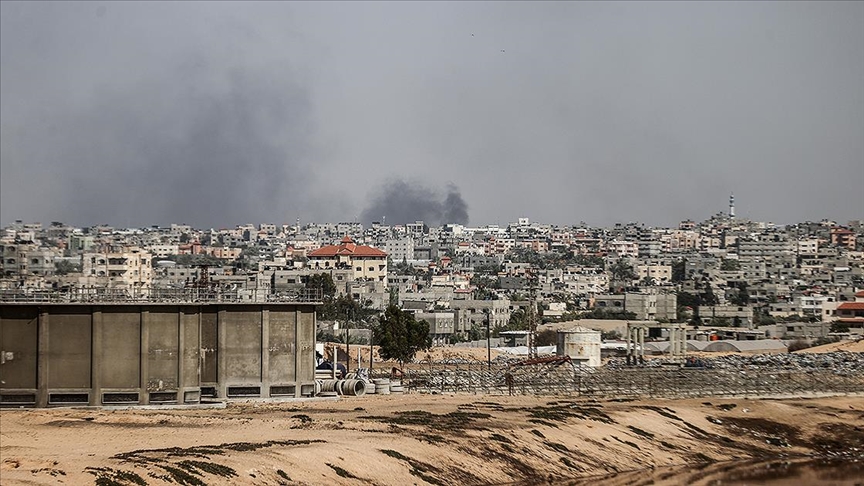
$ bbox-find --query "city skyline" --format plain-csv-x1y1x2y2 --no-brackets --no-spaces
2,2,862,228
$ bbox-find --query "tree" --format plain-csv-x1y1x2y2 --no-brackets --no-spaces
536,329,557,346
729,282,750,306
374,305,431,367
830,321,850,333
701,282,719,306
601,330,622,341
305,273,337,300
55,260,81,275
720,258,740,271
506,308,527,331
672,259,687,282
610,261,637,282
568,254,605,269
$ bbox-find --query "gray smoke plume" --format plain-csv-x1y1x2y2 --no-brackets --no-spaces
361,180,469,226
0,3,318,229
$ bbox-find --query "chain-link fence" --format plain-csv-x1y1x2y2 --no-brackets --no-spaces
402,357,864,398
0,287,323,304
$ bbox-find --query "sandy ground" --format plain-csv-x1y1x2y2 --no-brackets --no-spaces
324,343,503,367
795,338,864,354
2,393,863,485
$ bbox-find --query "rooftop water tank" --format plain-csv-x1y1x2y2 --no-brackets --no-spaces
557,326,602,367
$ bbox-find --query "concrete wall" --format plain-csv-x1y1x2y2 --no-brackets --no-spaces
0,303,317,407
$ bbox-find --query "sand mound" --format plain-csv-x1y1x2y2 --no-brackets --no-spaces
795,338,864,354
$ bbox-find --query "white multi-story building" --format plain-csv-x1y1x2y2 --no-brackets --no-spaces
797,239,819,258
81,247,153,290
636,265,672,284
607,240,639,258
385,238,415,263
148,244,179,259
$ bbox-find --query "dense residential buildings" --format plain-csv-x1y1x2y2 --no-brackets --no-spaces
1,211,862,342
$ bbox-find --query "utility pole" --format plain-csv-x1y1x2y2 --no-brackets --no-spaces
526,266,539,358
345,306,353,374
485,309,491,370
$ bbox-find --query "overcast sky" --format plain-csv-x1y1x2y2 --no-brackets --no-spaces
1,1,862,229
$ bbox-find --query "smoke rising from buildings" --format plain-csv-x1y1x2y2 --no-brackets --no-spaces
1,2,862,228
0,3,320,229
361,180,469,226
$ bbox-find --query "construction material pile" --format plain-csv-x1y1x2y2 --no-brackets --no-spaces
605,352,864,376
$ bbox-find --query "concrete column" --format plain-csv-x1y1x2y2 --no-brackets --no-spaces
140,309,150,405
36,309,49,408
197,310,203,383
669,327,676,356
625,324,632,360
294,308,302,398
91,308,103,406
217,308,227,398
673,327,678,356
177,308,184,403
261,307,270,398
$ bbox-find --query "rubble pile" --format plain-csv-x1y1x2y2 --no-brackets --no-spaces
605,352,864,375
705,352,864,375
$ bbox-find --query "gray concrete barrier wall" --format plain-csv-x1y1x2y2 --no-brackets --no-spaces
0,303,317,407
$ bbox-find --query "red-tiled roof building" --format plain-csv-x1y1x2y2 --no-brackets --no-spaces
308,237,388,284
836,302,864,323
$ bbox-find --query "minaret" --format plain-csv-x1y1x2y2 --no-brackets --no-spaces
729,193,735,218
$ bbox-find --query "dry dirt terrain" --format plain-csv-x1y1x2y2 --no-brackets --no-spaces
2,393,863,485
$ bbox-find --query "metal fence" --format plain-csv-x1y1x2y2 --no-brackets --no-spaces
0,287,323,304
403,357,864,398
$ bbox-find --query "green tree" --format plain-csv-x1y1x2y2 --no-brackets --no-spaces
305,273,337,300
55,260,81,275
729,282,750,306
568,254,605,269
720,258,740,271
830,321,850,333
374,305,431,367
536,329,558,346
672,259,687,282
701,282,719,306
506,308,527,331
610,261,637,282
601,330,622,341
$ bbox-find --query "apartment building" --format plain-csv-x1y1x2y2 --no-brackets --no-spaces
385,238,414,263
636,265,672,283
308,237,388,284
593,291,677,321
81,247,153,289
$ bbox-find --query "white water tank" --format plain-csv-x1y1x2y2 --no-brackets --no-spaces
557,326,602,367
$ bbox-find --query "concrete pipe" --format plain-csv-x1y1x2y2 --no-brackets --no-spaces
340,379,366,397
320,380,339,393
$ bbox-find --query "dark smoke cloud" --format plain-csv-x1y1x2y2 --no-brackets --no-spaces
361,180,469,226
0,4,318,229
17,67,313,229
